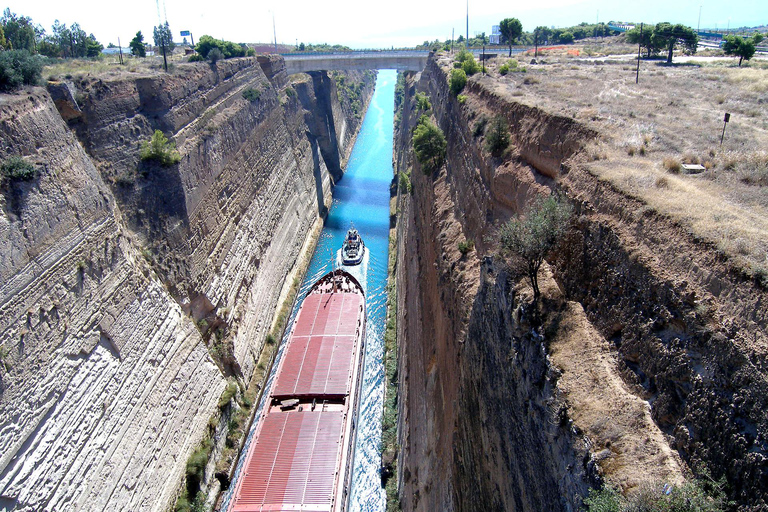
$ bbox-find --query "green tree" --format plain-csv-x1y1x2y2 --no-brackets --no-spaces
653,22,698,63
130,31,146,57
0,49,42,91
752,33,764,46
499,194,573,300
626,24,664,57
1,9,36,52
723,35,756,66
0,25,7,50
153,21,175,52
412,117,446,175
85,35,103,57
558,31,574,44
533,26,551,46
499,18,523,56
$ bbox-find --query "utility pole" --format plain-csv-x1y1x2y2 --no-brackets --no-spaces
451,28,454,53
636,23,643,84
273,13,278,53
118,36,124,65
697,6,702,34
482,44,485,74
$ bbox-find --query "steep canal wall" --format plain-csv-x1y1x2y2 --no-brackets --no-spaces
0,57,374,511
393,53,768,510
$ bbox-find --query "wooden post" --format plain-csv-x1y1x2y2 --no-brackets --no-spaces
636,23,643,84
721,112,730,145
118,37,124,65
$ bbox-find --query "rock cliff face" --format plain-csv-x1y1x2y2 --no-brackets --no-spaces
394,54,767,510
0,58,374,511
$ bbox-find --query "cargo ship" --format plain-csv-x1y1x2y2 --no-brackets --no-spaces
227,269,366,512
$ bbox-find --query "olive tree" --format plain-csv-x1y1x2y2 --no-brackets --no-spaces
499,194,573,300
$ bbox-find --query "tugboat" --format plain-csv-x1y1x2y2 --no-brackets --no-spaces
341,226,366,266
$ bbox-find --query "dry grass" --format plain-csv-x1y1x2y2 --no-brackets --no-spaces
483,44,768,280
43,50,191,81
538,267,685,491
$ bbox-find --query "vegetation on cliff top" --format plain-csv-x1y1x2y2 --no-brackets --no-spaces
0,49,42,91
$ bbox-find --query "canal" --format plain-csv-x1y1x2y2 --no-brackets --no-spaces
222,69,396,511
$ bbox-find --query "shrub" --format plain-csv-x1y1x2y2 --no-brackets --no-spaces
584,478,728,512
140,130,181,166
208,48,224,63
449,68,467,96
187,54,205,63
457,94,467,104
461,55,481,76
499,63,510,75
485,116,510,157
663,157,681,173
1,156,37,181
0,50,43,92
458,239,474,254
218,382,238,408
242,87,261,102
412,117,446,175
399,169,412,194
195,35,246,59
455,48,473,64
415,91,431,112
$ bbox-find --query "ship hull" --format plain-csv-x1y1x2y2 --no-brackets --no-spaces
228,271,366,512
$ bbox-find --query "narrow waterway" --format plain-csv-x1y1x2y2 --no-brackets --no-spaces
221,69,395,512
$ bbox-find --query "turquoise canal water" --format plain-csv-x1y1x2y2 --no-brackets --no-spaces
221,69,395,511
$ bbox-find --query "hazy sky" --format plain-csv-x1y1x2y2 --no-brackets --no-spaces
4,0,765,49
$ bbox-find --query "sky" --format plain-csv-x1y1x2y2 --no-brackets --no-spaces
3,0,766,49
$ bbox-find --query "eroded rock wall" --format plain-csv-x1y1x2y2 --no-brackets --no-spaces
0,58,374,511
394,60,592,512
69,58,374,377
395,54,768,510
0,90,225,512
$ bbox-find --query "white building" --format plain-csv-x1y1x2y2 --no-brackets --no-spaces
490,25,501,44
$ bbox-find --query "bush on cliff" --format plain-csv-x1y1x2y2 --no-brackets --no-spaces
1,156,37,181
0,49,42,91
412,116,446,175
485,115,510,157
499,194,573,300
449,68,467,96
140,130,181,166
195,35,246,59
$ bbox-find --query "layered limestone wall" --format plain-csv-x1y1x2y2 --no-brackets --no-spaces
69,57,373,377
394,60,594,512
0,58,374,511
0,89,225,512
395,54,767,510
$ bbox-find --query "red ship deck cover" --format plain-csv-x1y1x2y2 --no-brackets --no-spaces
233,411,344,512
272,292,363,398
